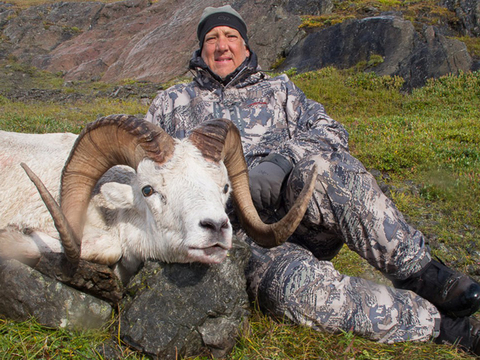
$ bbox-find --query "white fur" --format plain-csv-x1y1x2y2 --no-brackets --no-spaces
0,130,233,283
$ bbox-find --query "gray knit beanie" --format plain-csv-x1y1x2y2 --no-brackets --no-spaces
197,5,248,49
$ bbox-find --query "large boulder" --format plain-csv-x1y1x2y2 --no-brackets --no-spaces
278,15,473,89
0,258,113,330
119,237,251,359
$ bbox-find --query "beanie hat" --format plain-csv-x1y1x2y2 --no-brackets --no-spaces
197,5,248,49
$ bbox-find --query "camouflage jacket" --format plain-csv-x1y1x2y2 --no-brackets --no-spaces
145,50,350,168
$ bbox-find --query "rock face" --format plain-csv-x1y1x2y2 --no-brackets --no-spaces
442,0,480,36
0,0,478,88
119,237,251,359
277,16,473,89
0,0,318,83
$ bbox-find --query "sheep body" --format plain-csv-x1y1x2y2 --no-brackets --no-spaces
0,130,233,283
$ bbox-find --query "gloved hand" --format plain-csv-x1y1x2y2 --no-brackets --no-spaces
249,155,292,211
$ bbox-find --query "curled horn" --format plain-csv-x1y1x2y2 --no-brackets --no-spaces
189,118,316,248
21,114,175,264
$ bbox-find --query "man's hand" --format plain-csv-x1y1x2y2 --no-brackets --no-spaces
249,155,292,211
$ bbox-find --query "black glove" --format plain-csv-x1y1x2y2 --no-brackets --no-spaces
249,154,292,211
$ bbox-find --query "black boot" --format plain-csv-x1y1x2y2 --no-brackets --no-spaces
392,259,480,317
435,314,480,356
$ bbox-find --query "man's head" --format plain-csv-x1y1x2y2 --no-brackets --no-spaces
197,5,250,78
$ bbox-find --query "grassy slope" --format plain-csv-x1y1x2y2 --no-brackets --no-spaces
1,61,479,359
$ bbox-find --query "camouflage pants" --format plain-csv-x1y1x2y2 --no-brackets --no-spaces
245,151,441,343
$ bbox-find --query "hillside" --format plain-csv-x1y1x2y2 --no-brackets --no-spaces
0,0,479,89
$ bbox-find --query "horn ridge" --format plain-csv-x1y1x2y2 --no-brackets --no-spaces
189,119,231,162
42,114,174,264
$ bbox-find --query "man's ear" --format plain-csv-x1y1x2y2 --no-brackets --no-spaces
246,47,250,57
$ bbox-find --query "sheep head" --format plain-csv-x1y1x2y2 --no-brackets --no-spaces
21,115,316,268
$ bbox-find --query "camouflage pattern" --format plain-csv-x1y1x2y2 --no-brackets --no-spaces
145,52,441,343
245,240,440,344
145,53,348,170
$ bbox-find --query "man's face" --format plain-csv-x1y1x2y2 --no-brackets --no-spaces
201,26,250,79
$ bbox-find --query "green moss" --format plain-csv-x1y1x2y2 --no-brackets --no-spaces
301,0,460,33
454,36,480,58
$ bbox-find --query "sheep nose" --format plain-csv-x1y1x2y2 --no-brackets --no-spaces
199,218,230,233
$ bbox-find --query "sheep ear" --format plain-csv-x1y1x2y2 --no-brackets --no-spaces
100,182,135,207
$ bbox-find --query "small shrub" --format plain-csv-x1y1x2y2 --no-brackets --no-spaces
284,67,298,77
345,71,405,91
270,56,286,70
454,36,480,58
300,14,354,30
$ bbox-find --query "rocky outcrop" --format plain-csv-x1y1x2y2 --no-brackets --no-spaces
0,0,477,88
442,0,480,36
0,0,320,83
119,238,251,359
0,258,113,330
277,16,473,89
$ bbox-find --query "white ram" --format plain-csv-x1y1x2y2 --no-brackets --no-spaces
0,115,315,283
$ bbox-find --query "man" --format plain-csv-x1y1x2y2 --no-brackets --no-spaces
146,5,480,355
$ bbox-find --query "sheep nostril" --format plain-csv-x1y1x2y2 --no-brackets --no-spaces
200,218,230,232
221,219,230,230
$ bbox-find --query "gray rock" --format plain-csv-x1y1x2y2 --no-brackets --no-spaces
399,24,473,89
282,0,334,15
0,258,112,330
119,237,251,359
1,0,477,87
278,16,414,74
278,16,472,89
442,0,480,36
0,236,250,358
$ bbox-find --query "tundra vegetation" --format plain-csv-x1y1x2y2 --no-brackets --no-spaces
299,0,480,59
0,59,479,359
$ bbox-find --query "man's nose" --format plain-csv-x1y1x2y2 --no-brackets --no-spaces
216,36,228,51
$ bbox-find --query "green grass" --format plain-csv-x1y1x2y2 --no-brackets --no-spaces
1,62,479,359
0,97,148,133
0,317,107,359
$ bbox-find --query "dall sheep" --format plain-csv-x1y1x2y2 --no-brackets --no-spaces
0,115,315,283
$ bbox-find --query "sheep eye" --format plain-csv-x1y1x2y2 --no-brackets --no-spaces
142,185,155,197
223,184,229,194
